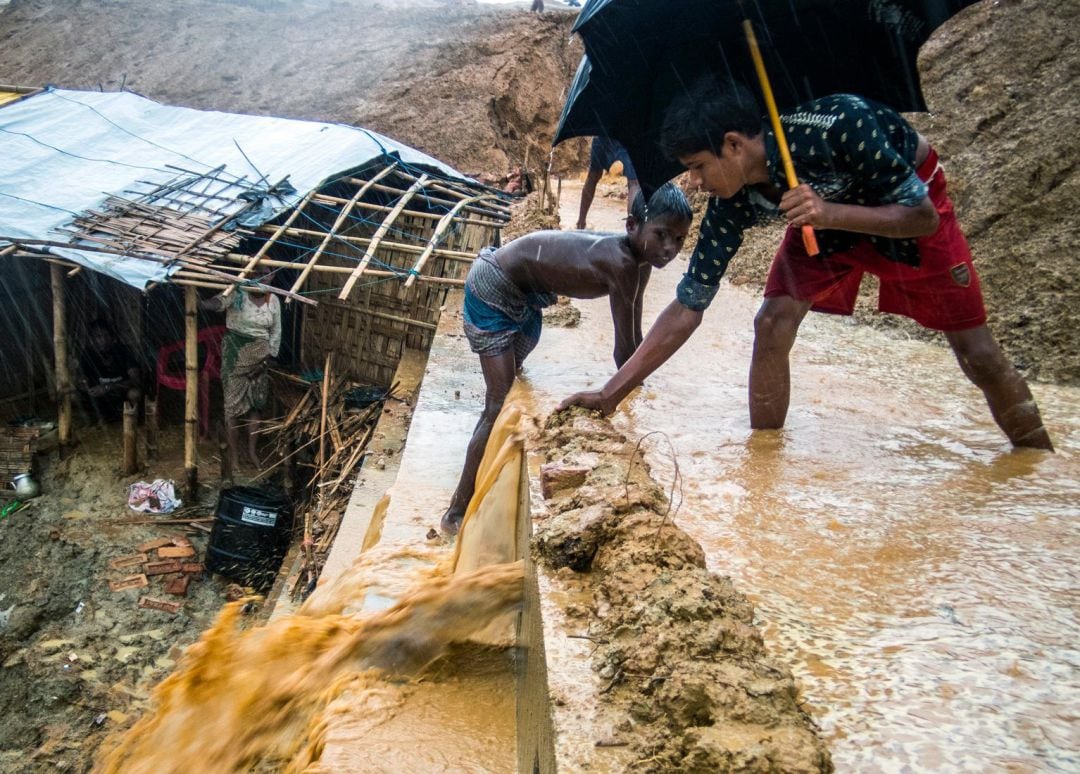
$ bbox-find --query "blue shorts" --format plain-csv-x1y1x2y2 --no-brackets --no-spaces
589,137,637,180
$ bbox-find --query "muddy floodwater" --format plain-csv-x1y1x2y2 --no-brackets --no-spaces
520,185,1080,769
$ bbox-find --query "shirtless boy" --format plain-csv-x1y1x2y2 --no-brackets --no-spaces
441,183,692,534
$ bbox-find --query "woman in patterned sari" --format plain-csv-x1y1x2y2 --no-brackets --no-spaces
201,277,281,471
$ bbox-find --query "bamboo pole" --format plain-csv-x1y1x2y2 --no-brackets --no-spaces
50,265,72,451
5,238,316,305
288,164,399,299
389,171,513,214
404,194,500,287
145,397,158,461
353,179,509,220
313,193,501,227
218,254,468,286
317,353,331,476
338,174,430,300
184,286,198,498
122,401,138,474
251,226,477,260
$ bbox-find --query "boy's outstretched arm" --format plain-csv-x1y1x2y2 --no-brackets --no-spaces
560,299,702,415
609,287,640,368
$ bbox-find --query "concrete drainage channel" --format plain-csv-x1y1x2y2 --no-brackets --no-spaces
264,290,828,771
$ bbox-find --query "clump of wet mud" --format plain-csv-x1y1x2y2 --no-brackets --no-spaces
543,297,581,328
501,190,561,244
533,410,830,771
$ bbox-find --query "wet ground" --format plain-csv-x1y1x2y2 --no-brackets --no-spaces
518,181,1080,770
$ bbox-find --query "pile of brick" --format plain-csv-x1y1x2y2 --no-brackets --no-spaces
106,535,204,614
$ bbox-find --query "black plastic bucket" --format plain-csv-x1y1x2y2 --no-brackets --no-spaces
206,486,294,592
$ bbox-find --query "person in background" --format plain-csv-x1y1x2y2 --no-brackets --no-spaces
577,137,642,229
531,0,544,12
200,275,282,471
77,319,142,423
441,183,692,535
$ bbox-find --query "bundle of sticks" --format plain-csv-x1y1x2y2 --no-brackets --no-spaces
258,356,394,593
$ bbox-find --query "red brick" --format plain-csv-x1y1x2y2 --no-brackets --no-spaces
137,596,182,614
164,575,191,597
107,553,148,571
157,545,196,559
108,574,149,592
144,560,183,577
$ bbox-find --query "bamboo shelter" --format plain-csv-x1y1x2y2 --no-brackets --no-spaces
0,87,509,491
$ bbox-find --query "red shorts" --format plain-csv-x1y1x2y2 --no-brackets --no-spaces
763,149,987,332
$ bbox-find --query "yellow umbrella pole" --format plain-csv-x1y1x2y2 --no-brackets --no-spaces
743,19,820,256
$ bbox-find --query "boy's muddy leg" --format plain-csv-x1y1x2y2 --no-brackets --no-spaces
440,350,517,535
945,325,1054,450
748,295,812,430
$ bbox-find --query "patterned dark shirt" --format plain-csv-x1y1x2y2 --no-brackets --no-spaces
677,94,927,312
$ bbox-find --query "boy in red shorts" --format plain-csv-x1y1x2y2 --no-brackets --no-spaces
560,79,1052,451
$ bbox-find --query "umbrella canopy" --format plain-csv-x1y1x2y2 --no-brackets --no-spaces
556,0,980,192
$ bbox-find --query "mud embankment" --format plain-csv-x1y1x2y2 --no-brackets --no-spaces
534,410,831,771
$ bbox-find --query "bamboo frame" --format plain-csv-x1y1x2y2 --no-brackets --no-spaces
338,173,430,300
288,163,399,299
392,170,513,214
313,192,501,228
356,179,508,221
215,254,467,286
5,238,315,305
223,188,318,299
404,194,501,287
252,226,477,260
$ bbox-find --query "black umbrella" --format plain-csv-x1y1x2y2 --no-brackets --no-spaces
555,0,980,194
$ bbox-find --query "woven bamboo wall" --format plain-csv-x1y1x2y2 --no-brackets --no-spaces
300,197,500,388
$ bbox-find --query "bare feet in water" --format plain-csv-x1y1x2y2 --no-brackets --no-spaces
440,508,464,537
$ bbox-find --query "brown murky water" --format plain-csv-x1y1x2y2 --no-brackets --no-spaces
532,184,1080,770
96,405,528,773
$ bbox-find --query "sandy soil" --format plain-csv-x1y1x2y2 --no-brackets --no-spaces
0,0,587,179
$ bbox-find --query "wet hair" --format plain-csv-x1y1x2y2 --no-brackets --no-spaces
630,182,692,224
659,77,762,160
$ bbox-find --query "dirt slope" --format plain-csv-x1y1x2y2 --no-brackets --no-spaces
0,0,586,176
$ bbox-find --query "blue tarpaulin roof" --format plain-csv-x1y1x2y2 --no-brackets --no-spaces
0,88,475,289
